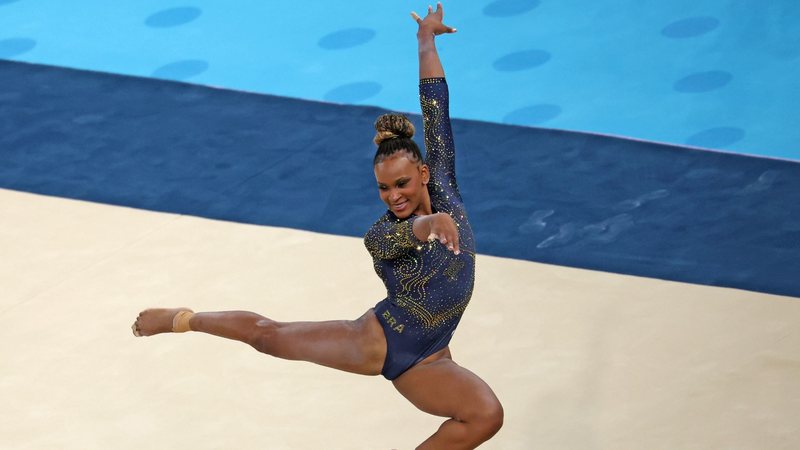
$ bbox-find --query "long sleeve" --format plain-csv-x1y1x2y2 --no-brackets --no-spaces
419,77,462,206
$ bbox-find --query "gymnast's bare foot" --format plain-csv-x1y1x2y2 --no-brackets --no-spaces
132,308,193,337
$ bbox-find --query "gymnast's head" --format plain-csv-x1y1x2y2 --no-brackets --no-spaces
372,113,431,219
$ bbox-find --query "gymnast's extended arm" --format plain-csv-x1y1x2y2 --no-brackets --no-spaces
409,3,462,254
412,3,455,79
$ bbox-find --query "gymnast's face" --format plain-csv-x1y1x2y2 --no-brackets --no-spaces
374,153,430,219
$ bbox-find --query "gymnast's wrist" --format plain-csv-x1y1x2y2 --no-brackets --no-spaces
417,29,436,44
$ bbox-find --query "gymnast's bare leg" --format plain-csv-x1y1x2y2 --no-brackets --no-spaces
132,307,387,375
132,307,501,448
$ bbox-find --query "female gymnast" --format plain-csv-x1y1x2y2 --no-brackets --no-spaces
132,3,503,448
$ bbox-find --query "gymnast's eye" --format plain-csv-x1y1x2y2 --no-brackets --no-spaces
397,180,408,187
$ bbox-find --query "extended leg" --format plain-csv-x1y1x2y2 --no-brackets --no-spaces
392,350,504,449
132,308,387,376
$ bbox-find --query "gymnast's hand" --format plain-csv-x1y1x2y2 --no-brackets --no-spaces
411,2,457,36
424,212,460,255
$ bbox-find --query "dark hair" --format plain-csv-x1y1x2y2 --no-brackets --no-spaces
372,113,424,165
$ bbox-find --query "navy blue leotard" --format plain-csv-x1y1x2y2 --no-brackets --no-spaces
364,77,475,380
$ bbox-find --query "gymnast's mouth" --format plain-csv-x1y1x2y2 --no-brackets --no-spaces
393,200,409,212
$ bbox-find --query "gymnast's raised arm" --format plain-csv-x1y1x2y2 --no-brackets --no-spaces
411,3,455,79
412,3,460,203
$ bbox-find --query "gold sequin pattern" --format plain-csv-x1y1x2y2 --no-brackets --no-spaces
364,217,419,261
364,77,476,332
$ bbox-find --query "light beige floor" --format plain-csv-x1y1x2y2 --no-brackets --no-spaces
2,188,799,449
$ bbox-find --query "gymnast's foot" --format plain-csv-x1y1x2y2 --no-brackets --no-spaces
132,308,193,337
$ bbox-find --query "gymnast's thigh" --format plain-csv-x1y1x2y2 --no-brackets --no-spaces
262,308,387,375
391,354,501,421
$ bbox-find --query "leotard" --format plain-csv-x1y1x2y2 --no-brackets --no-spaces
364,77,475,380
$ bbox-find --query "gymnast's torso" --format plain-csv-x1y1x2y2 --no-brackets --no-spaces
364,77,475,380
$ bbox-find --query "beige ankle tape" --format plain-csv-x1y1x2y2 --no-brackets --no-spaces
172,310,195,333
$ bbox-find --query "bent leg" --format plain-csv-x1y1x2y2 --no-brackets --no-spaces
392,351,504,449
133,308,387,376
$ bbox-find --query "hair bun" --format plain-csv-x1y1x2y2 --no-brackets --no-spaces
373,113,415,145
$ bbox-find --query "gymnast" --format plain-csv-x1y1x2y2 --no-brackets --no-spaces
132,3,503,448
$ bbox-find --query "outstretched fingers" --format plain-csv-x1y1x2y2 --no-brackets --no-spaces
427,213,460,255
434,2,456,33
411,2,457,34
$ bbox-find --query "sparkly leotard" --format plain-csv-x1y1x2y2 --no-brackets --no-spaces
364,77,475,380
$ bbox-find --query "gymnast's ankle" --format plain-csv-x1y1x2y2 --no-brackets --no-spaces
172,310,195,332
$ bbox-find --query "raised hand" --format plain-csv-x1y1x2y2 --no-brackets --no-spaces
411,2,457,36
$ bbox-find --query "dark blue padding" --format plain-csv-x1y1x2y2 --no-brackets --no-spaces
1,60,798,297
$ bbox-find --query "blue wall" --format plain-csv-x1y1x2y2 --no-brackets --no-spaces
1,61,798,297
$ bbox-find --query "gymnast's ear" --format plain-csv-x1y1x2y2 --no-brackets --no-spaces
420,164,430,185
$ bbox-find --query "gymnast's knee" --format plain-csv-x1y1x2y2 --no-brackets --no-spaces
248,318,280,355
469,398,504,439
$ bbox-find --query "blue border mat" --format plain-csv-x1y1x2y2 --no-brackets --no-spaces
2,60,798,297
